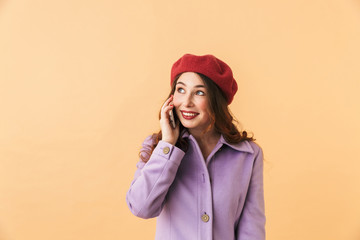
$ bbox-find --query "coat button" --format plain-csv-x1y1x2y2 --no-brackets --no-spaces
163,147,170,154
201,213,210,222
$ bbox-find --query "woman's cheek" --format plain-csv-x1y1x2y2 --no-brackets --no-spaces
193,98,206,109
172,95,181,107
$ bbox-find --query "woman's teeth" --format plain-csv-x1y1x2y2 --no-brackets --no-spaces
183,112,197,116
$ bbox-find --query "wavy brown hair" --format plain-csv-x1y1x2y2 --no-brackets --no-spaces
140,73,254,163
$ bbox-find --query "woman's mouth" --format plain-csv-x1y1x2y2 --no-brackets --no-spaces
180,111,199,120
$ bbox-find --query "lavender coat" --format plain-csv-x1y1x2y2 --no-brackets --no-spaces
126,132,266,240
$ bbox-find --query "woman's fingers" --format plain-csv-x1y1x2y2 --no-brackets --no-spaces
161,96,174,118
163,104,174,113
161,105,175,125
159,95,180,145
161,95,173,110
161,115,179,145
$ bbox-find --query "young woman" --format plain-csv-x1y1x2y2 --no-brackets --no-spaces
126,54,266,240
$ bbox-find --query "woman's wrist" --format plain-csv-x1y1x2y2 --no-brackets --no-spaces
162,138,176,146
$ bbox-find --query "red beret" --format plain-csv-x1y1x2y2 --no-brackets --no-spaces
171,54,238,104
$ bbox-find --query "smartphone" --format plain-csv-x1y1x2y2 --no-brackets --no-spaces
169,109,176,129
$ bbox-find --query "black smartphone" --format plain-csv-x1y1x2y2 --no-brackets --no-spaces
169,109,176,129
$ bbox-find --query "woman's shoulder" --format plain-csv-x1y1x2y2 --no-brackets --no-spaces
247,140,262,153
222,136,262,155
246,141,265,163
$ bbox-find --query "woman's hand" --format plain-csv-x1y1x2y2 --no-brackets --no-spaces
160,95,179,145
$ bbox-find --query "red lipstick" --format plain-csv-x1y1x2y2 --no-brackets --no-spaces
180,110,199,120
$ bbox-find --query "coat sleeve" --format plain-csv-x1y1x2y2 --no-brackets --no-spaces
236,144,266,240
126,136,185,219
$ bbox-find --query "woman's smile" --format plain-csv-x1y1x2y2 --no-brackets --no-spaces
180,110,199,120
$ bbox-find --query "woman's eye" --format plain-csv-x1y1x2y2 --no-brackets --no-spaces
177,88,185,93
196,90,205,96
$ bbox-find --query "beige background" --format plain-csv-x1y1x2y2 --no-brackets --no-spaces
1,0,360,239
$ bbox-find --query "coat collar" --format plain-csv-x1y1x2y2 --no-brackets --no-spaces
181,130,254,154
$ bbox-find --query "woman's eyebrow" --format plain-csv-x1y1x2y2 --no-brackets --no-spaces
177,81,205,88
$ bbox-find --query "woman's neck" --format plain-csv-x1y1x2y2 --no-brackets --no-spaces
189,128,221,160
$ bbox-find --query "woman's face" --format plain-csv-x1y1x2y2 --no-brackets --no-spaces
173,72,211,133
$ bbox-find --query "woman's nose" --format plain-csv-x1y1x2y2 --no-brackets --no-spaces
184,94,194,107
